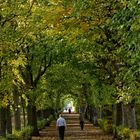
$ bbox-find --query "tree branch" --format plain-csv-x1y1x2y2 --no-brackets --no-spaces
34,53,52,87
1,14,16,27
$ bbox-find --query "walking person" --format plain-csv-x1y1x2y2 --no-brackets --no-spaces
56,114,67,140
68,108,71,114
79,113,84,130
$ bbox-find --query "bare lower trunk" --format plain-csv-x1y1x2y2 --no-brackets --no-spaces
129,105,137,129
27,103,39,136
116,103,122,126
113,105,117,125
0,108,6,136
21,97,26,127
14,108,21,130
122,104,125,126
93,107,98,126
6,105,12,134
99,106,102,119
23,106,26,127
13,86,21,130
122,104,130,127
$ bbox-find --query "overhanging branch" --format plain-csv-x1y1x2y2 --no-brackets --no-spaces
34,53,52,87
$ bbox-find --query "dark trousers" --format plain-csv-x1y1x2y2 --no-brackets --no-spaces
80,121,84,130
58,126,65,140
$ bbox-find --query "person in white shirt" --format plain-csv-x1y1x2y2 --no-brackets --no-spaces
56,114,66,140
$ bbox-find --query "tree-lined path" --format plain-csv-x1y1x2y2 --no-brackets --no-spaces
32,113,113,140
1,0,140,139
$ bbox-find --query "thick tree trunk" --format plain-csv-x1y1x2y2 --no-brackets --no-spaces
14,108,21,131
0,108,6,136
89,106,93,122
98,107,102,119
113,105,117,125
13,85,21,130
6,105,12,134
93,107,98,126
122,104,131,127
116,103,122,126
27,103,39,136
122,104,130,127
21,97,26,127
122,104,126,126
129,105,137,129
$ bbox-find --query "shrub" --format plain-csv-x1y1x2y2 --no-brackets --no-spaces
98,119,113,133
6,132,21,140
46,115,54,126
37,119,47,130
6,126,33,140
115,126,131,140
37,115,54,129
0,137,6,140
20,126,33,140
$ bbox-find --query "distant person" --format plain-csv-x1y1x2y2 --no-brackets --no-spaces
68,108,71,114
78,108,81,113
79,113,84,130
56,114,67,140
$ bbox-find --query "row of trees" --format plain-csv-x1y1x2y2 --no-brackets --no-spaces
0,0,140,137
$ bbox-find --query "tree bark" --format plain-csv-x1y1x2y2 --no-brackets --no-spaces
6,105,12,134
116,103,122,126
129,104,137,129
121,104,125,126
21,97,26,127
113,105,117,125
0,107,6,136
98,106,102,119
121,104,131,127
27,103,39,136
13,85,21,130
93,107,98,126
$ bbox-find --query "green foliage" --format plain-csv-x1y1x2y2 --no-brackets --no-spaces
114,126,131,140
6,126,33,140
130,130,140,140
98,119,113,133
37,115,54,129
37,119,48,130
109,0,140,104
0,137,6,140
0,0,140,136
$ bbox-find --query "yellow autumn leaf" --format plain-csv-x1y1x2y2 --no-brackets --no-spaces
80,22,89,32
1,95,9,108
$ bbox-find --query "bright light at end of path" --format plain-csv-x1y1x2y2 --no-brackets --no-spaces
63,101,75,112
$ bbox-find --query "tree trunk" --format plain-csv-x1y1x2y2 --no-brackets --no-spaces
122,104,130,127
27,103,39,136
98,106,102,119
122,104,128,126
6,105,12,134
113,105,117,125
89,106,93,122
13,85,21,130
93,107,98,126
122,104,125,126
116,103,122,126
129,104,137,129
21,97,26,127
0,107,6,136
